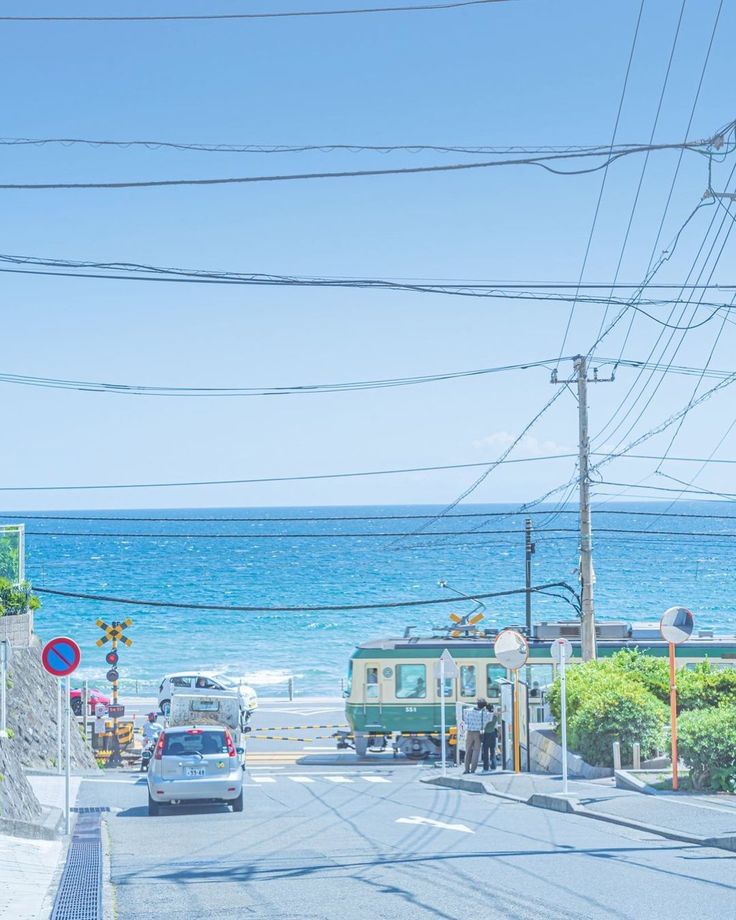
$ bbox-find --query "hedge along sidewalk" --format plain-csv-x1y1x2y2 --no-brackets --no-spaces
420,770,736,852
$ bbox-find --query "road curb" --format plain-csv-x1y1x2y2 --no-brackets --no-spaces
420,774,732,851
614,769,658,795
0,805,63,841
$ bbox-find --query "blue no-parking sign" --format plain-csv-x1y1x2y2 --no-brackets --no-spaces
41,636,81,677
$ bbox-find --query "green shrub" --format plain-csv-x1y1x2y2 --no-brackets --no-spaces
678,662,736,712
567,681,666,768
0,578,40,617
608,649,670,704
678,705,736,791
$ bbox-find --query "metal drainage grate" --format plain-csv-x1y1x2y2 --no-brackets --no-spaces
71,807,110,814
51,813,103,920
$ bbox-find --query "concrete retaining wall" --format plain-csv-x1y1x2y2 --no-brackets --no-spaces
0,611,33,647
530,728,612,779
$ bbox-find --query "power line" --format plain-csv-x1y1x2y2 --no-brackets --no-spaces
5,356,734,398
4,252,736,293
32,580,574,613
0,449,733,494
0,138,694,157
22,525,736,540
0,140,725,191
0,358,563,398
0,453,581,492
6,505,736,523
0,0,511,23
390,387,566,544
556,0,645,366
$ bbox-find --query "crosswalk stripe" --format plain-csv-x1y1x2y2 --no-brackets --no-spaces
361,776,390,783
288,776,315,784
325,776,353,783
251,776,277,783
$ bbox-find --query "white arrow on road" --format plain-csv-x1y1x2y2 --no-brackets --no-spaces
396,816,474,834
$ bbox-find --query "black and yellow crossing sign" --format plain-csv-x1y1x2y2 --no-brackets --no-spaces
95,618,133,648
448,611,484,638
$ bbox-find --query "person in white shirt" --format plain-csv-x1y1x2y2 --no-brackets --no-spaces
463,699,489,774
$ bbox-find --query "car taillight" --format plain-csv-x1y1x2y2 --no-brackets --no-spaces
154,733,166,760
225,730,236,758
186,729,203,734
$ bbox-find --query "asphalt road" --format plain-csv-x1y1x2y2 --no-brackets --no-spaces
76,699,736,920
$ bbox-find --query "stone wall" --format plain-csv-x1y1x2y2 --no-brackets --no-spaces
530,727,612,779
0,611,33,647
0,637,99,824
7,641,98,772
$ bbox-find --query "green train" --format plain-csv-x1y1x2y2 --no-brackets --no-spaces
341,619,736,758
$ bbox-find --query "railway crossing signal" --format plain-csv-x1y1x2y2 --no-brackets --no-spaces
448,611,484,638
95,618,133,648
95,618,133,767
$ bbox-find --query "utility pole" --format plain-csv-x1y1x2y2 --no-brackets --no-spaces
575,355,596,661
551,355,614,661
524,519,534,636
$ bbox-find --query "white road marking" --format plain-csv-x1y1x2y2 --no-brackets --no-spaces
396,816,474,834
288,776,315,784
251,776,277,783
325,776,353,783
361,776,390,784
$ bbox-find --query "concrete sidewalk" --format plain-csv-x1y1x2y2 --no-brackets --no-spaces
421,766,736,851
0,774,82,920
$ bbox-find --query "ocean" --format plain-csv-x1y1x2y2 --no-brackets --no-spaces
21,502,736,697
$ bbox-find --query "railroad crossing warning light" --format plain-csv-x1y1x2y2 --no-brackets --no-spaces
448,610,485,638
105,650,119,666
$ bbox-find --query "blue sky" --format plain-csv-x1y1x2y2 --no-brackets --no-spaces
2,0,735,509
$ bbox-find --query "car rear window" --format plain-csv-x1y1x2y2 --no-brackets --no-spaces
163,730,229,756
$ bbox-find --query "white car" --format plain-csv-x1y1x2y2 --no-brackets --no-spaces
158,672,258,720
147,725,244,815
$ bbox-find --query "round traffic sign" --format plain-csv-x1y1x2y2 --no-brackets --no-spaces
494,629,529,671
41,637,81,677
106,669,119,683
550,637,573,663
660,606,694,645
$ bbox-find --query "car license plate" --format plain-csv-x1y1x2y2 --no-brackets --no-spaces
186,767,206,777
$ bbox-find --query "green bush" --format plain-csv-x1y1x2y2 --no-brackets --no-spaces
678,662,736,712
608,649,670,704
0,578,40,616
567,681,666,768
678,705,736,791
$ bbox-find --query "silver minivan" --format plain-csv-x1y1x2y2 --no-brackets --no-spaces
147,725,244,815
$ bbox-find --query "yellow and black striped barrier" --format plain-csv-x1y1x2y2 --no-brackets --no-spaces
248,734,339,742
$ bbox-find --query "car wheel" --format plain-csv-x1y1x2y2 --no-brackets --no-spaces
231,790,244,813
148,793,160,817
70,697,82,717
159,700,170,717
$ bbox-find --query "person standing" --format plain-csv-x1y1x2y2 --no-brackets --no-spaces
482,703,498,772
463,698,488,774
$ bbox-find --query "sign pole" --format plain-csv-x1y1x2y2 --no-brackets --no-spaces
65,673,71,835
440,655,447,777
560,642,568,795
669,642,679,792
513,669,521,774
57,679,62,775
0,641,7,736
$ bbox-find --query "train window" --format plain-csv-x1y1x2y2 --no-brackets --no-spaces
460,665,476,697
435,677,453,698
346,660,353,695
366,667,379,699
396,664,427,699
486,664,506,696
527,665,553,697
